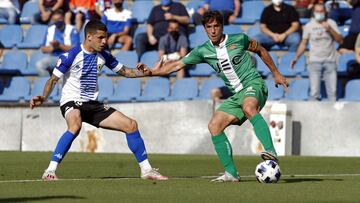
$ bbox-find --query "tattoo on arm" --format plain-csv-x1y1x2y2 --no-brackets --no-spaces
247,39,259,53
117,66,149,78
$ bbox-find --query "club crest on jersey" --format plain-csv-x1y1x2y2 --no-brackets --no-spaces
97,64,104,71
56,58,62,67
229,44,237,50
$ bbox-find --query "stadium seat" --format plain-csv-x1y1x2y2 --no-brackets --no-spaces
0,25,22,48
338,53,355,76
341,79,360,101
131,1,154,23
20,1,39,24
265,79,284,100
17,25,48,49
223,25,243,34
137,77,170,102
133,26,146,48
186,0,205,10
115,51,138,68
234,1,265,24
197,77,225,100
109,78,142,102
246,23,261,39
140,51,160,67
255,52,278,77
0,17,7,24
188,63,216,77
0,77,30,102
23,51,46,76
166,78,198,101
0,50,27,75
278,52,306,77
189,26,208,48
25,77,59,101
284,78,310,100
320,80,344,101
339,25,350,37
98,77,114,102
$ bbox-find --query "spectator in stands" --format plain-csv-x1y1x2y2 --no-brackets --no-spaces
65,0,96,32
291,3,343,101
0,0,19,24
37,10,80,76
135,0,190,60
158,20,188,79
347,33,360,77
328,0,353,25
101,0,132,50
295,0,324,18
211,86,233,103
35,0,66,24
254,0,300,52
338,0,360,54
192,0,240,25
0,41,4,59
94,0,112,17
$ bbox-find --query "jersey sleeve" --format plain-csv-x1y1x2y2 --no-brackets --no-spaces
101,50,124,72
52,52,73,78
240,33,251,50
181,47,204,65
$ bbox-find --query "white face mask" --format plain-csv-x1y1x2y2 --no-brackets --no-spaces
314,12,325,22
272,0,283,6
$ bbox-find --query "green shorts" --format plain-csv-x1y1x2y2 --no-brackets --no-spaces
217,79,268,125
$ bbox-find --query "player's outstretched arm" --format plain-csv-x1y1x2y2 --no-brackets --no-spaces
252,41,289,90
29,75,59,109
137,59,186,77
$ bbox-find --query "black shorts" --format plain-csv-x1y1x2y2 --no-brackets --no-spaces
60,101,116,127
219,86,234,99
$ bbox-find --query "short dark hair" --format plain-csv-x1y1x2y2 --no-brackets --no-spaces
201,10,224,26
84,20,107,37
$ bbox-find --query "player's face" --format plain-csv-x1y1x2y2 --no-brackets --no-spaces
204,19,223,45
89,30,108,52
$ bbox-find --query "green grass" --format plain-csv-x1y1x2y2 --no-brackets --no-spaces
0,152,359,203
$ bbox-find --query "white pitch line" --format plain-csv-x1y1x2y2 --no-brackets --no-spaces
0,173,360,183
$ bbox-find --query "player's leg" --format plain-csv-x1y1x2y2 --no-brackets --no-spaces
99,110,168,180
208,110,240,182
242,82,278,162
117,35,132,51
43,107,82,180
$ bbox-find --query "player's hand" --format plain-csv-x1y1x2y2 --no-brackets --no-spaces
290,58,297,69
30,96,45,109
274,73,289,90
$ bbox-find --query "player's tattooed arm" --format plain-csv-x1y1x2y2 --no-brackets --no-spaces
117,66,151,78
30,74,59,109
138,59,186,76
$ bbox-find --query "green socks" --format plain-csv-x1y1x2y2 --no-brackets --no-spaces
211,132,238,178
250,113,277,156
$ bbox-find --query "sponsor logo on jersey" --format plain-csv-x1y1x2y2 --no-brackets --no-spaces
231,54,243,66
75,101,83,106
245,86,256,95
103,104,110,111
56,58,62,67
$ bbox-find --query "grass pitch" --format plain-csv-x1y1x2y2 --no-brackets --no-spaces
0,152,359,203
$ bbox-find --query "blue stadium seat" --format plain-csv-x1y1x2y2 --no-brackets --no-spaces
0,17,7,24
137,78,170,102
284,78,309,100
98,77,114,102
341,79,360,101
115,51,138,68
131,1,154,23
246,23,261,38
0,50,27,75
189,26,208,48
320,80,343,101
234,1,265,24
255,52,278,76
109,78,142,103
265,79,284,100
133,26,146,48
188,63,216,77
278,52,306,77
339,25,350,37
338,53,355,76
166,78,198,101
140,51,160,67
186,0,205,10
224,25,243,34
300,18,310,25
23,51,46,76
0,77,30,102
0,25,22,48
20,1,39,24
17,25,48,49
25,77,59,101
197,77,225,100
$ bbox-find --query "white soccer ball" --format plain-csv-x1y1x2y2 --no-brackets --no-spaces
255,160,281,183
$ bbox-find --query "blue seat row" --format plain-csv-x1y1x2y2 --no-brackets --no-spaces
0,25,48,48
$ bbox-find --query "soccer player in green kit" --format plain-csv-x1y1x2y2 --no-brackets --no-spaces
137,10,289,182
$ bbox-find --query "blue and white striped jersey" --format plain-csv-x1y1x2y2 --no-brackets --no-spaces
53,44,123,106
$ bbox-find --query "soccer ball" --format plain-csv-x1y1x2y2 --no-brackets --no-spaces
255,160,281,183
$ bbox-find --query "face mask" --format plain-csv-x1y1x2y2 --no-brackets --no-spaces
114,2,123,9
55,21,65,31
170,31,179,40
314,13,325,22
272,0,283,6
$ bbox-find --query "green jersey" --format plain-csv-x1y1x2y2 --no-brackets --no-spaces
182,33,262,94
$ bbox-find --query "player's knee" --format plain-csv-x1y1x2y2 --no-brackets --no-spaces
208,120,221,135
126,119,138,133
68,122,81,135
243,105,258,119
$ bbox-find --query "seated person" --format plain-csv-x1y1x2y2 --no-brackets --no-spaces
254,0,300,51
347,33,360,77
338,1,360,54
35,0,66,24
65,0,96,32
158,20,188,79
101,0,132,50
37,10,80,76
94,0,112,17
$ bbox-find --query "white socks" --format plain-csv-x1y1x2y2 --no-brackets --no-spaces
46,161,59,172
139,159,152,173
